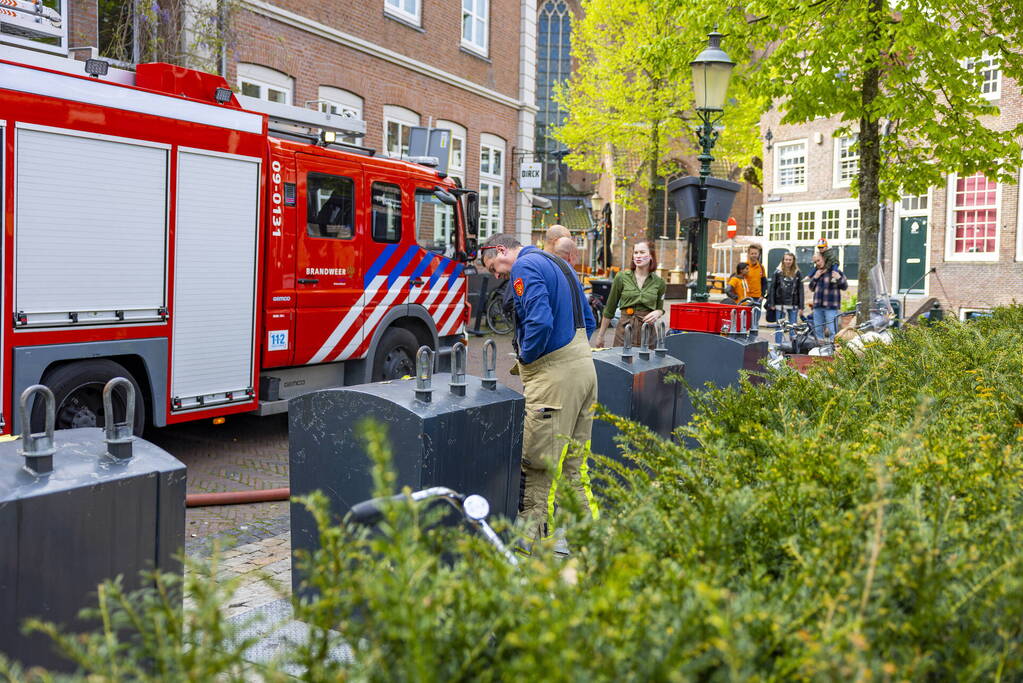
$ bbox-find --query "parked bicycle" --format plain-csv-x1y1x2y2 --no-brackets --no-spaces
486,278,606,336
349,487,518,566
484,279,514,335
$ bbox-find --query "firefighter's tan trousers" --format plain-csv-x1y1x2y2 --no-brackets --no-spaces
517,329,598,545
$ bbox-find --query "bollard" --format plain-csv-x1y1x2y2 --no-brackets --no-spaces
18,385,56,475
289,358,524,597
103,377,135,460
0,377,186,672
663,328,768,446
591,328,685,465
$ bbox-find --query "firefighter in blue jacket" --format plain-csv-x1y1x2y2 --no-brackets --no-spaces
480,233,598,553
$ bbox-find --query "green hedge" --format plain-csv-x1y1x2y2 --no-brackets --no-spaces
5,307,1023,680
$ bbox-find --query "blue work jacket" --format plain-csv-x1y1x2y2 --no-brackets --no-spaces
510,246,596,364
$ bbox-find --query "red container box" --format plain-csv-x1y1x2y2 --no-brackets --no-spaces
669,302,752,334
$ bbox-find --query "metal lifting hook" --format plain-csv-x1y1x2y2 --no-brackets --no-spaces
481,338,498,390
103,377,135,460
449,342,467,396
18,384,56,475
639,321,654,360
654,319,668,357
414,346,435,402
620,323,634,363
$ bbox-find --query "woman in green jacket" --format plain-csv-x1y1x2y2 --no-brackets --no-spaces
593,240,666,348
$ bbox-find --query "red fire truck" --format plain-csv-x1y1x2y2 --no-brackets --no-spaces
0,48,477,434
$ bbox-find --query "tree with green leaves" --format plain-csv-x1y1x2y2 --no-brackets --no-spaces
556,0,764,243
734,0,1023,315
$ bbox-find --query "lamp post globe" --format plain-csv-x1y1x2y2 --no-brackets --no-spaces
689,30,735,302
690,31,735,112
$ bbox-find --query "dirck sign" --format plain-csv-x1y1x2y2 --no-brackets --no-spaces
519,162,541,189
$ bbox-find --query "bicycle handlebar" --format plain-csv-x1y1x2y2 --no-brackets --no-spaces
348,487,519,566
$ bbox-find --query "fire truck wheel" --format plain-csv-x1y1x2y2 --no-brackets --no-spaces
372,327,421,381
34,360,146,435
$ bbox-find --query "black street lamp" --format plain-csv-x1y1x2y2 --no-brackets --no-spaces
689,30,735,302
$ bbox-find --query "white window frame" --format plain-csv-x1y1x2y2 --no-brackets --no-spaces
774,139,807,193
435,120,466,184
384,0,421,26
959,307,993,321
965,52,1001,100
433,120,467,245
236,63,293,105
383,105,421,159
891,189,933,297
845,206,860,241
759,199,861,282
945,172,1001,262
479,133,506,239
795,210,815,241
833,135,858,188
461,0,489,56
767,212,791,242
317,87,363,144
820,208,841,240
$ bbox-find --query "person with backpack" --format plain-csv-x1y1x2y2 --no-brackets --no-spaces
766,251,804,346
807,249,848,341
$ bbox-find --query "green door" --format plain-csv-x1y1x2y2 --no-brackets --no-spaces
898,216,927,293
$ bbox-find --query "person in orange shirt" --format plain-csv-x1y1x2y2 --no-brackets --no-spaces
744,243,767,304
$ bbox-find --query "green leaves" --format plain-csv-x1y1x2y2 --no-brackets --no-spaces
12,308,1023,679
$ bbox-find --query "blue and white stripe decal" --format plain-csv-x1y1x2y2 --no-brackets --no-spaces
363,243,398,288
387,244,420,288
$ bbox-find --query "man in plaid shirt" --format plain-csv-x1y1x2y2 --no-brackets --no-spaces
807,249,848,340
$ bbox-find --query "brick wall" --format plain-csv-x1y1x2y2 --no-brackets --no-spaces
264,0,521,100
67,0,98,52
230,3,523,236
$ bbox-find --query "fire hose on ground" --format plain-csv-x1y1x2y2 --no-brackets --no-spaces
185,487,290,507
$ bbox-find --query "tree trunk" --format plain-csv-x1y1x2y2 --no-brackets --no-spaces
857,0,884,321
646,119,661,243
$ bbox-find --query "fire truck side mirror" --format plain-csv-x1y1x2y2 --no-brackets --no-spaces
433,186,457,206
464,192,480,237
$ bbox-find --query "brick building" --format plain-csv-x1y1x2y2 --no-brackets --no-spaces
759,65,1023,318
47,0,540,244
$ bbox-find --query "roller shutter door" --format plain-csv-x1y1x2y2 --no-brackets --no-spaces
15,126,168,326
170,149,260,410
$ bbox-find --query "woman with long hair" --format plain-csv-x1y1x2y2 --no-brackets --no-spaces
593,240,666,348
766,251,804,345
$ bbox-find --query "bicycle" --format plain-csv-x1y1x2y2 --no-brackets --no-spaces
485,279,514,335
487,277,605,336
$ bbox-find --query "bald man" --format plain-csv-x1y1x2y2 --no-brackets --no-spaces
544,224,571,252
553,236,577,267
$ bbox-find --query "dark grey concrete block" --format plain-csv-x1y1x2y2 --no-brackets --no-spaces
591,348,685,462
288,374,523,595
0,428,186,671
663,331,768,443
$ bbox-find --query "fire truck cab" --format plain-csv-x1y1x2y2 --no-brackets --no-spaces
0,47,477,434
